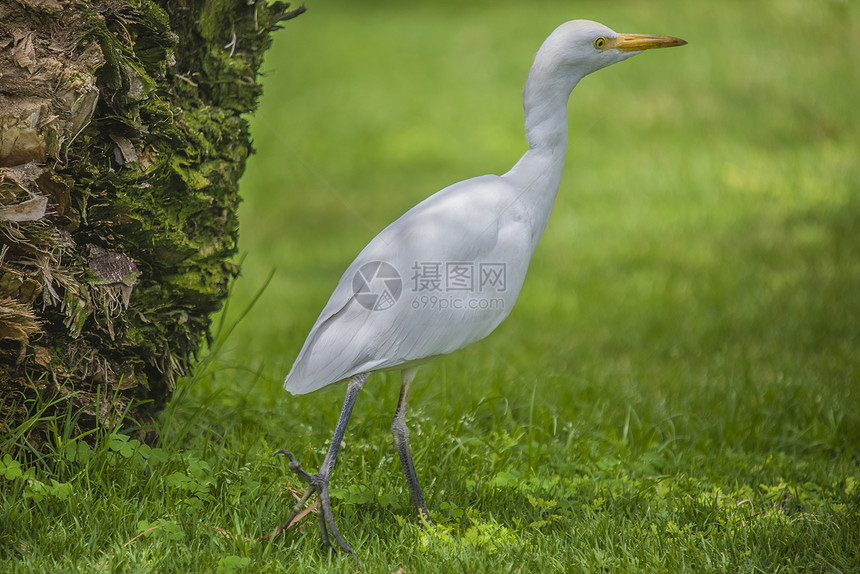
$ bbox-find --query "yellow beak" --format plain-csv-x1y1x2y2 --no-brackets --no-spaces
614,33,687,52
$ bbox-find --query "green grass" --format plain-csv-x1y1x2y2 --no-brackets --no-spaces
3,0,859,571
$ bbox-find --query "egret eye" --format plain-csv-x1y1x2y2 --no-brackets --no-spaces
593,37,607,50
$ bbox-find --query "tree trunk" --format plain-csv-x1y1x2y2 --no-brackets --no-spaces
0,0,303,446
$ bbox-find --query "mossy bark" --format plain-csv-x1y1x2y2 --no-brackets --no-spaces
0,0,303,444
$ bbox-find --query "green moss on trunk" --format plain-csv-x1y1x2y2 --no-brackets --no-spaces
0,0,304,445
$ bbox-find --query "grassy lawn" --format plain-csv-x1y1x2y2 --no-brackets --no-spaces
3,0,859,571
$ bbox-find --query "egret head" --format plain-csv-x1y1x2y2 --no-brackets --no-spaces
522,20,685,148
537,20,687,80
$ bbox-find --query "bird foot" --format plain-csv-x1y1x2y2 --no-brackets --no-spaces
272,449,357,562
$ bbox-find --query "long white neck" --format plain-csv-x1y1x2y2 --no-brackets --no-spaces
502,48,583,246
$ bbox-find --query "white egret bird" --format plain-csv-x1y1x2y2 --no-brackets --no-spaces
274,20,686,556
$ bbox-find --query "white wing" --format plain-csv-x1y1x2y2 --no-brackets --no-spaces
284,174,535,395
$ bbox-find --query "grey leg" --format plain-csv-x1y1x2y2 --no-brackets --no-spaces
273,372,369,560
391,368,431,522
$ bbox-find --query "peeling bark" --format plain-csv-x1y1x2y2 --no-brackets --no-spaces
0,0,304,445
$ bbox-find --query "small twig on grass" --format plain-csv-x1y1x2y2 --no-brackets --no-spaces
123,524,168,547
736,498,755,513
268,486,319,540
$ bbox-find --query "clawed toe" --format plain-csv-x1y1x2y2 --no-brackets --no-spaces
272,450,319,539
272,448,357,561
273,449,316,483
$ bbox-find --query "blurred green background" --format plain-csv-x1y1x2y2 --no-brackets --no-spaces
222,0,858,429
